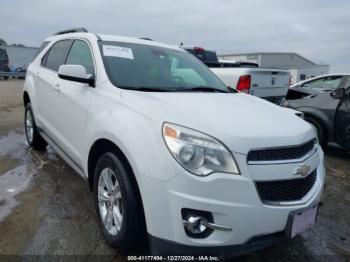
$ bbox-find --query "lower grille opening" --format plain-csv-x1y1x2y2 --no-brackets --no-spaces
255,169,317,203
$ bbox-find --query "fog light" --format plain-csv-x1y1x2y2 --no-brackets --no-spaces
181,208,232,239
182,209,214,238
183,216,208,234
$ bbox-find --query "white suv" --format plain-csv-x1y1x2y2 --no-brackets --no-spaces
23,29,324,257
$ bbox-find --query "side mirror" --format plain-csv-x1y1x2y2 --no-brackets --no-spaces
58,65,95,87
330,88,345,99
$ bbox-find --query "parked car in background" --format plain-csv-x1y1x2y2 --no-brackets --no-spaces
287,74,349,99
0,47,10,80
9,65,27,79
23,29,324,257
285,75,350,150
183,46,290,105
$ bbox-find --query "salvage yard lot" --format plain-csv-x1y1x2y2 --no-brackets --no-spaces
0,79,349,260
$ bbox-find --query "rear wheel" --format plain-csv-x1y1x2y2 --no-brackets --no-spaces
24,103,47,150
305,116,327,148
93,152,146,253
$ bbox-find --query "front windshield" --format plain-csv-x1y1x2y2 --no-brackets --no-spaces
101,41,231,92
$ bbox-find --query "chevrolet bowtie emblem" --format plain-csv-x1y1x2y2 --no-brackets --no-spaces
296,164,311,177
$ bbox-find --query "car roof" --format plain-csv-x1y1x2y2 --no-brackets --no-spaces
304,74,350,80
291,73,350,86
45,32,183,52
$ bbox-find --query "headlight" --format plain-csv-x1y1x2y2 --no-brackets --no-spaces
162,123,240,176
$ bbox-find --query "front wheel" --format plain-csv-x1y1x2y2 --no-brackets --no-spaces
93,152,146,253
24,103,47,150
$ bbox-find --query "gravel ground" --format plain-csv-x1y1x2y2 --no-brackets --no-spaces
0,79,349,261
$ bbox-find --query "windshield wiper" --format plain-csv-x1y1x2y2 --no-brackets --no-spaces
122,86,235,93
123,86,169,92
181,86,231,93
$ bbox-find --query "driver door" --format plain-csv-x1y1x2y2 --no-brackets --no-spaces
334,81,350,150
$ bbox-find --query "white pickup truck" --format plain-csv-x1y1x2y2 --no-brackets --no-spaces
185,47,290,105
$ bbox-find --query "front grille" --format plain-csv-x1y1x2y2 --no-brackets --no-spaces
247,139,315,163
255,169,317,203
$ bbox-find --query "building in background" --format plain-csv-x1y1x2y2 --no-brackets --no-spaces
5,45,38,70
218,52,330,84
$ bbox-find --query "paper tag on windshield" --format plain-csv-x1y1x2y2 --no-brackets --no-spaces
103,45,134,60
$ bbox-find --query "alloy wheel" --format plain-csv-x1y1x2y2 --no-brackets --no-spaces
98,167,123,236
25,110,34,143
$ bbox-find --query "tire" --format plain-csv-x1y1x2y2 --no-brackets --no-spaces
24,103,47,150
3,76,9,80
305,116,327,148
93,152,146,253
338,122,350,151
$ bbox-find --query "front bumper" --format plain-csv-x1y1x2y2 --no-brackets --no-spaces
140,147,325,256
149,231,285,257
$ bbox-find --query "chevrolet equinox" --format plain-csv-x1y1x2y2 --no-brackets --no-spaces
23,28,325,257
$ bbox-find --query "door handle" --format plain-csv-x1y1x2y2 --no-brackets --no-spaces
34,72,40,78
53,83,60,93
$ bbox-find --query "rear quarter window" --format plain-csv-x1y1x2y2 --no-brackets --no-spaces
32,41,50,61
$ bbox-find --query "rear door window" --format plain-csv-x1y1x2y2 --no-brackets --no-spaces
43,40,71,71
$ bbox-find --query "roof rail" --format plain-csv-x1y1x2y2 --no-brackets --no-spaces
54,28,88,36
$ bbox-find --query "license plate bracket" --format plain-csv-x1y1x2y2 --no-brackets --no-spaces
286,204,319,238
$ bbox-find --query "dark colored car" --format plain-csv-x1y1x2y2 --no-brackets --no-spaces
285,74,350,150
0,48,10,80
183,46,258,68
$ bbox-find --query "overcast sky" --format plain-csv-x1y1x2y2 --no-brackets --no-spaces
1,0,349,72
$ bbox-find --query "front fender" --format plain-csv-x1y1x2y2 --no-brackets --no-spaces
83,102,183,183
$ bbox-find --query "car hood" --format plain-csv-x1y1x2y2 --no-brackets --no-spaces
122,91,315,154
